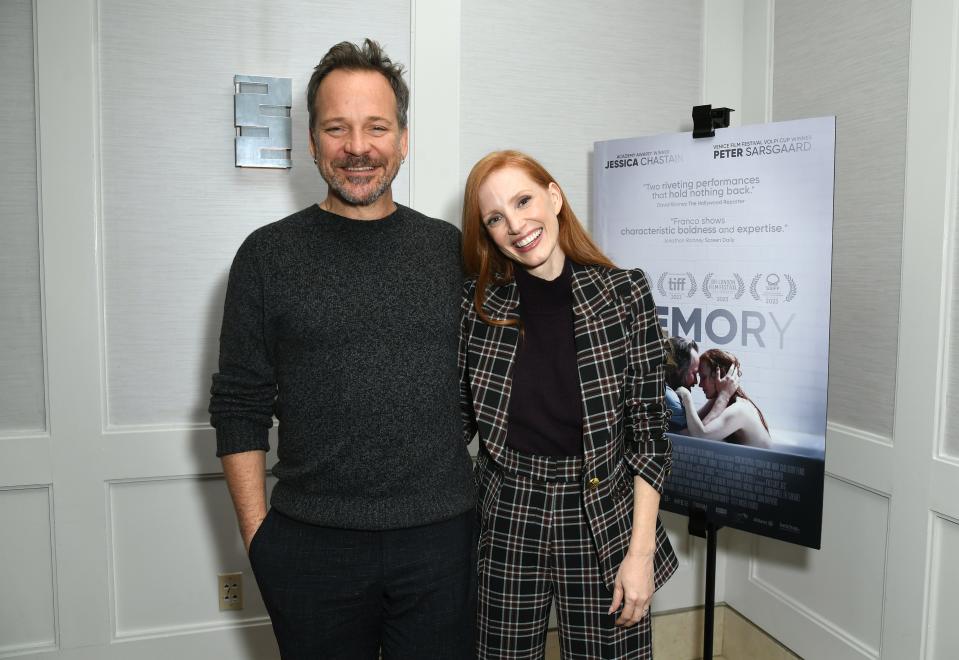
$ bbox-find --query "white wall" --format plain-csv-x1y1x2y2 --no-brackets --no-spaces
2,2,708,658
98,0,412,428
5,1,959,659
0,0,45,435
716,2,959,660
6,1,415,658
459,0,703,225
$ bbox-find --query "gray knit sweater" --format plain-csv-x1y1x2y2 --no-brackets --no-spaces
210,203,475,530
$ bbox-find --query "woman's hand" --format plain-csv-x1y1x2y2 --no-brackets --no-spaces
675,386,692,402
717,365,741,397
608,550,655,627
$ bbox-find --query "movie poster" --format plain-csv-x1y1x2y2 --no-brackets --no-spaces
593,117,835,548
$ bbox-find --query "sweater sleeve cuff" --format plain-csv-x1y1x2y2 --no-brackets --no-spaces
214,419,271,457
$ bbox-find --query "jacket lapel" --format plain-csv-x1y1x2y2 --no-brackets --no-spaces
481,279,520,322
571,266,624,465
571,265,616,320
472,280,521,459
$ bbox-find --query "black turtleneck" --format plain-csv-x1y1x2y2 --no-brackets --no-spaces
506,259,584,456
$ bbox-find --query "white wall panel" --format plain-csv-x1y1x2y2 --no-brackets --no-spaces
109,476,276,638
460,0,703,229
0,486,57,655
99,0,411,428
772,0,910,438
752,476,887,657
946,194,959,457
0,0,46,435
926,515,959,659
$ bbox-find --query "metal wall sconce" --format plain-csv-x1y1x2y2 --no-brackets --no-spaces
234,75,293,168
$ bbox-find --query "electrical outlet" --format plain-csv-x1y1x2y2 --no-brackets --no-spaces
218,572,243,611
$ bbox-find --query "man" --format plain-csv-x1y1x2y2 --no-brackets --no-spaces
209,39,475,660
663,336,700,431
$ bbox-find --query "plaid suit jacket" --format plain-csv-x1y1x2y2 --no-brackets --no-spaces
459,263,678,592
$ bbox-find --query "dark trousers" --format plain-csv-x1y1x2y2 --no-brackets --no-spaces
248,508,476,660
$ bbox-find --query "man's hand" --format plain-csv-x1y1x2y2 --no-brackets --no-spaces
608,550,655,627
240,515,267,553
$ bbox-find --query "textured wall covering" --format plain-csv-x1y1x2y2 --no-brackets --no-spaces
772,0,911,437
98,0,410,426
0,0,45,434
460,0,703,229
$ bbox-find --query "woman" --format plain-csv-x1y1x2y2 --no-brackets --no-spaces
676,348,771,448
459,150,677,658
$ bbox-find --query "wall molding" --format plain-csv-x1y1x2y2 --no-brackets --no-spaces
826,421,892,449
103,421,215,434
99,428,276,481
930,460,959,522
409,0,461,224
922,513,959,659
937,0,959,463
745,470,891,660
0,483,59,657
113,617,272,644
0,431,50,441
0,437,53,486
105,474,274,640
824,421,894,496
747,557,878,659
0,641,59,660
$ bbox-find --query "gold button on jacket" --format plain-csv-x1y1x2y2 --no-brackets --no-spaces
588,477,601,490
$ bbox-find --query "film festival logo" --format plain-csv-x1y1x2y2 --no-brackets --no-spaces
657,272,697,300
702,272,746,302
749,273,797,304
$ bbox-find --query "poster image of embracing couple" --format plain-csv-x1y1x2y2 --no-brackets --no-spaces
663,336,771,450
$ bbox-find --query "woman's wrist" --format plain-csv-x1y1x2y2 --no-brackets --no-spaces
625,541,655,558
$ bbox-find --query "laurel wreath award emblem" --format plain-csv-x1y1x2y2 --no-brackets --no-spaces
749,273,797,303
784,274,798,302
657,272,697,299
703,272,745,301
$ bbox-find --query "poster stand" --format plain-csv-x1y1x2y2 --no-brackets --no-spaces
686,104,732,660
594,107,832,659
688,509,722,660
691,104,734,138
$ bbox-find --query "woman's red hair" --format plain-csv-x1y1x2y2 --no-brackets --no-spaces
461,150,614,326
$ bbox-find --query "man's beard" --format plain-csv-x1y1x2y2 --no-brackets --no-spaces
318,154,400,206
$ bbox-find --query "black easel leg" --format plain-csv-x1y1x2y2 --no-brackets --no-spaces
703,524,717,660
687,511,721,660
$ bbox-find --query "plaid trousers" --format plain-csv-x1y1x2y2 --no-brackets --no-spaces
476,448,657,660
